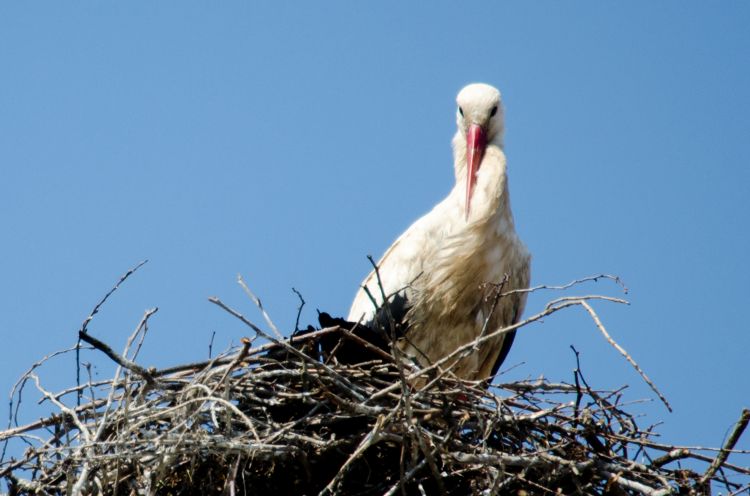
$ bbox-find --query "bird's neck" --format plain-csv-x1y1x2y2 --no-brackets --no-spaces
451,133,514,228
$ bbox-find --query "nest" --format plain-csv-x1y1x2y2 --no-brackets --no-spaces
1,272,748,495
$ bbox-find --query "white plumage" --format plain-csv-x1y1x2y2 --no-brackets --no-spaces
348,83,531,381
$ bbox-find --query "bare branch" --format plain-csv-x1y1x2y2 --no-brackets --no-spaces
700,409,750,485
77,311,158,386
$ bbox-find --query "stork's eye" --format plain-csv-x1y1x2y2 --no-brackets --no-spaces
458,106,464,117
490,106,498,117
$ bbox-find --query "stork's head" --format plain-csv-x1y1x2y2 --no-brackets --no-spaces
456,83,504,220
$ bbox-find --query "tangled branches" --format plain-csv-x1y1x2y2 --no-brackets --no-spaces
0,273,748,495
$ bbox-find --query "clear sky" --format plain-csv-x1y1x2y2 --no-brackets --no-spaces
1,1,748,483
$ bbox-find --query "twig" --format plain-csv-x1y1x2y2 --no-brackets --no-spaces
335,325,395,363
578,300,671,412
477,274,510,344
215,337,253,388
700,409,750,485
77,311,158,387
370,296,621,402
237,275,284,340
208,296,368,402
382,458,429,496
501,274,629,297
319,415,386,495
29,375,91,444
651,448,691,468
570,346,584,418
3,345,88,463
208,330,216,359
292,287,306,333
78,260,149,336
76,260,148,407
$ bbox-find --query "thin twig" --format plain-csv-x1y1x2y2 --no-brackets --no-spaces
700,409,750,485
237,275,284,340
292,287,306,333
578,300,671,412
76,260,148,406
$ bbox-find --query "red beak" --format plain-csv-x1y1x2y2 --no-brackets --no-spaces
465,123,486,220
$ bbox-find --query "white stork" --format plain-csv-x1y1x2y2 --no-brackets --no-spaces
347,83,531,381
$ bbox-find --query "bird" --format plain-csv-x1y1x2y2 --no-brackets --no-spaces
347,83,531,381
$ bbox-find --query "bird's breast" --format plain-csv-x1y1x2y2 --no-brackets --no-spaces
412,209,525,317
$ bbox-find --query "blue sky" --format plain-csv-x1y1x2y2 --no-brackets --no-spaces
1,1,748,481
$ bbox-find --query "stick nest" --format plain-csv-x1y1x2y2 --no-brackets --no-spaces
1,272,748,495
